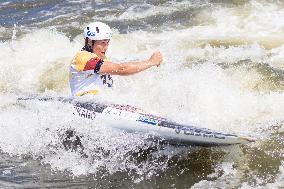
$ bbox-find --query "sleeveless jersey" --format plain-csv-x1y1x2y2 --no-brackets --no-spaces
69,51,113,96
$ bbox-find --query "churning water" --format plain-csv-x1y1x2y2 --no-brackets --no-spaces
1,0,284,188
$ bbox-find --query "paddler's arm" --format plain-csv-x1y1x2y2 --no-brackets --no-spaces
99,51,163,76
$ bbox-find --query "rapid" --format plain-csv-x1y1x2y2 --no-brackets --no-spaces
0,0,284,188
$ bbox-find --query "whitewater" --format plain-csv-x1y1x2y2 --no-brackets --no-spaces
1,0,284,188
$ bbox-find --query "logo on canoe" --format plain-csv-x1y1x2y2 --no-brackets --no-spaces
174,126,226,139
73,106,96,120
137,116,159,125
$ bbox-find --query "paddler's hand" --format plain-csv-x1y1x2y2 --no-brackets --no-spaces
149,51,163,67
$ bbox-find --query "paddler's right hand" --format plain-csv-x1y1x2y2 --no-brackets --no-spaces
149,51,163,67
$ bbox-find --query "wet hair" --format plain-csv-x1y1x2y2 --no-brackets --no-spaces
82,37,95,52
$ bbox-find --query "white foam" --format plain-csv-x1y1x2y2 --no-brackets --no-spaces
0,29,80,94
0,95,173,178
99,29,284,134
0,1,11,6
0,0,284,182
269,44,284,69
93,1,194,21
0,19,283,134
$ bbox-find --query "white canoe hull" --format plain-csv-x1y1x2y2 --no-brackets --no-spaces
19,97,255,146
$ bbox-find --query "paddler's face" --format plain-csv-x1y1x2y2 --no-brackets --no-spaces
92,39,110,58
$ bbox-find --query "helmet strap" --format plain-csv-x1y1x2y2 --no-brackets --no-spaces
91,40,95,48
83,37,95,53
84,37,89,47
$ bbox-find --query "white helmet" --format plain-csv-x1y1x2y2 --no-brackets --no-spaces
83,22,112,40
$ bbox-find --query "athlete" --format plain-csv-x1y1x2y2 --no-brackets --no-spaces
70,22,163,96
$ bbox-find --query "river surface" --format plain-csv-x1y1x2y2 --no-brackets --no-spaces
1,0,284,188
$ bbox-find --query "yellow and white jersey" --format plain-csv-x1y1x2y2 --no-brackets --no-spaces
69,51,113,96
